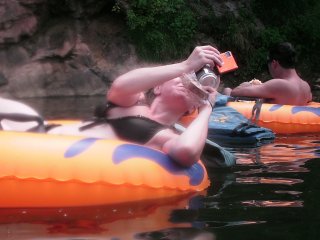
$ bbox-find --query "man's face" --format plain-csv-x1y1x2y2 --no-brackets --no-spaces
159,77,204,109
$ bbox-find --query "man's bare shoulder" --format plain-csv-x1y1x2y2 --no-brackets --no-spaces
264,78,288,84
262,78,292,90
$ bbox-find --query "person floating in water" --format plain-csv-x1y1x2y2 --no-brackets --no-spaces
223,42,312,105
36,45,222,167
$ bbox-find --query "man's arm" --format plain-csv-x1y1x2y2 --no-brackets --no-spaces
230,79,284,99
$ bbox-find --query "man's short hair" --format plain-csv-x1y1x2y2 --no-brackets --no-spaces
268,42,297,68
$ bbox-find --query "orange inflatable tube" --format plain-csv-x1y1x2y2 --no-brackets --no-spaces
227,101,320,134
0,131,210,208
180,102,320,134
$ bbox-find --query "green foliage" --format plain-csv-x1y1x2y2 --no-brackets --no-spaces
124,0,197,61
257,28,285,49
203,10,267,81
114,0,319,85
243,28,285,79
251,0,317,27
251,0,320,82
286,2,320,78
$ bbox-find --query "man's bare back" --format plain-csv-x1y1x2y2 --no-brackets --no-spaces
265,78,312,105
226,42,313,106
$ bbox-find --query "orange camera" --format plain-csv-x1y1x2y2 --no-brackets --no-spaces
216,51,238,74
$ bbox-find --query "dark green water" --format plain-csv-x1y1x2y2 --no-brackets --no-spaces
1,97,319,240
203,135,320,240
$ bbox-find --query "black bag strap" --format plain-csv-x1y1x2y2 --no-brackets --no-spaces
0,113,45,132
231,122,255,136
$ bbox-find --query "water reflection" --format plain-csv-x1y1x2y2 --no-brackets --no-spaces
23,96,105,120
135,228,215,240
201,134,320,240
241,200,303,207
236,136,319,165
236,177,303,185
0,194,208,239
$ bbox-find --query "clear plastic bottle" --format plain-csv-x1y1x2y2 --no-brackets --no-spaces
195,65,220,89
181,72,209,107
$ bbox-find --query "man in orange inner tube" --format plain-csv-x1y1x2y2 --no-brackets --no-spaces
223,42,312,106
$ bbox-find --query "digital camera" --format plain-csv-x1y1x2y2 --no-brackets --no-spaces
216,51,238,74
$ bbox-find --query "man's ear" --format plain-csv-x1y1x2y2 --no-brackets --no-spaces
272,59,279,68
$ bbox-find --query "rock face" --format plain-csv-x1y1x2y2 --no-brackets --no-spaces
0,0,267,98
0,0,141,98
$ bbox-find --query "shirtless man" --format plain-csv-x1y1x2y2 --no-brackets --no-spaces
224,42,312,105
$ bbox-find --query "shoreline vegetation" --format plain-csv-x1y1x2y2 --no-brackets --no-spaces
120,0,319,89
0,0,319,98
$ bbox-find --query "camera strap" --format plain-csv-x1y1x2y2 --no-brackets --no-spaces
230,96,264,124
250,98,264,123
